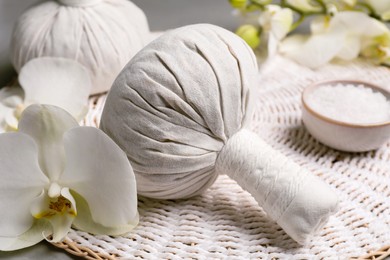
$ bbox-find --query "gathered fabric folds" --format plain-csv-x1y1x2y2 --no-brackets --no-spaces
100,24,258,199
11,0,150,95
100,24,339,244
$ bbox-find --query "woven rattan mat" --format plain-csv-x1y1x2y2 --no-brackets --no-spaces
53,55,390,259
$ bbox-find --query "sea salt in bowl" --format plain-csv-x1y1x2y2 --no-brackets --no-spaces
302,80,390,152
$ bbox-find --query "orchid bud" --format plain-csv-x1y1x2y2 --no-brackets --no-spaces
229,0,247,9
236,24,261,48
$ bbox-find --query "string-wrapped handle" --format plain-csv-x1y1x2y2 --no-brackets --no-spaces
215,129,338,244
57,0,103,7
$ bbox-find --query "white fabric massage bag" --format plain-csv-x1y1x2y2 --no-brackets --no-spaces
11,0,150,94
100,24,338,244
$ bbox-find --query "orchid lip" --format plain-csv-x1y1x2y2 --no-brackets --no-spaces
32,189,77,220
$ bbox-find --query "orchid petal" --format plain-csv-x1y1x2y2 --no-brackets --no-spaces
270,8,293,40
337,35,361,60
4,111,18,132
61,188,77,216
281,31,344,68
30,191,49,218
18,104,78,181
0,86,24,107
18,57,91,121
71,191,139,236
365,0,390,17
0,133,49,238
267,33,279,57
0,219,51,251
61,127,138,231
329,11,388,37
259,6,277,30
30,188,76,243
258,5,292,56
47,211,75,242
0,86,24,105
1,96,23,108
310,16,329,34
381,10,390,21
280,34,309,53
0,108,14,133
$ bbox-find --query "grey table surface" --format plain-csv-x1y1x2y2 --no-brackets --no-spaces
0,0,236,259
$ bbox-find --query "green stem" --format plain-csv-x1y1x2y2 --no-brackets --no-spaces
355,2,381,20
312,0,326,12
280,0,325,16
290,13,306,31
247,2,265,11
251,0,271,5
248,0,272,11
280,0,303,15
279,0,327,33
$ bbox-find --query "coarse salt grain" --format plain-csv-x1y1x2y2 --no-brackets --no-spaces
307,83,390,124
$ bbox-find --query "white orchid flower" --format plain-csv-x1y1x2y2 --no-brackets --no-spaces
285,0,323,12
259,5,293,55
365,0,390,21
0,57,91,132
0,104,138,251
280,11,390,68
361,33,390,64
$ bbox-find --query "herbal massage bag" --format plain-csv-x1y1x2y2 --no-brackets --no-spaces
11,0,150,95
100,24,338,244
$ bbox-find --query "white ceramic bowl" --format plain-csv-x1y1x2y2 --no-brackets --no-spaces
302,79,390,152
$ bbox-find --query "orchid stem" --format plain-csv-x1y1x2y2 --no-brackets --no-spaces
290,13,306,32
312,0,326,12
280,0,325,16
356,2,381,21
248,2,265,11
280,0,303,15
237,0,386,35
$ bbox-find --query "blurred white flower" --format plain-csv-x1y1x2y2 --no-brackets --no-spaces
259,5,293,55
365,0,390,21
0,57,91,132
280,11,390,68
0,104,138,250
361,33,390,64
286,0,322,12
